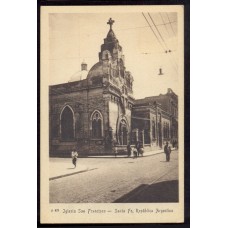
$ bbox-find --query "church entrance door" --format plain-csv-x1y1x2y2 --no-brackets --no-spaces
122,126,128,145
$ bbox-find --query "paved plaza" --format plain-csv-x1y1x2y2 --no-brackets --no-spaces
49,150,179,203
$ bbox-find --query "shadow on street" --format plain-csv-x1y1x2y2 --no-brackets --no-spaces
49,168,98,181
113,180,178,203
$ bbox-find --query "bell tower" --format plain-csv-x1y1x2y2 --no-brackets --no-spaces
99,18,124,63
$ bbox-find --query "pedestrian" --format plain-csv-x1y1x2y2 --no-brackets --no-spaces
164,142,171,162
127,143,131,157
135,141,140,157
71,148,78,168
168,145,171,160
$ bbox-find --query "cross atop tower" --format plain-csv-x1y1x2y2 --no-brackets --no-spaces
107,18,115,29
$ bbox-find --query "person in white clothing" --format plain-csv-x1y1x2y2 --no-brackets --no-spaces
71,149,78,168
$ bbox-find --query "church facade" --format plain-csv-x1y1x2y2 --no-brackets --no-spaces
49,18,134,156
49,18,178,157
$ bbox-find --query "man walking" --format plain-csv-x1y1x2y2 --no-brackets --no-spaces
135,141,140,157
164,142,171,162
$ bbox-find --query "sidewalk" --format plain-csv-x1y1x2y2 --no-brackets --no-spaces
49,149,177,180
86,148,165,158
49,158,91,180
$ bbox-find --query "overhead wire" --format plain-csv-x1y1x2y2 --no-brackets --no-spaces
159,12,171,37
142,12,178,74
142,12,166,52
50,14,179,74
149,13,178,73
49,25,159,40
161,13,178,71
166,13,176,36
49,22,177,41
142,12,178,73
49,14,177,62
156,21,177,27
148,13,169,51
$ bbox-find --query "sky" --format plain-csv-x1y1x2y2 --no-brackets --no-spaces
49,12,180,99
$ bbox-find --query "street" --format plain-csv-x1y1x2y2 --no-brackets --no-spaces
49,151,178,203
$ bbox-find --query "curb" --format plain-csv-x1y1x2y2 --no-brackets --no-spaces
49,168,98,181
83,151,164,159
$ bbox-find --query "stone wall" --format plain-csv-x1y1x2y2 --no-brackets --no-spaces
49,83,114,156
49,89,88,138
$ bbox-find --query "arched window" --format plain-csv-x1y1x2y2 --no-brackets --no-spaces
60,106,74,141
91,111,103,138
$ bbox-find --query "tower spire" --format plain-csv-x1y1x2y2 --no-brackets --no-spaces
107,18,115,30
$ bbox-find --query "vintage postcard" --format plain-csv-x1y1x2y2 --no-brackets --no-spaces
40,5,184,224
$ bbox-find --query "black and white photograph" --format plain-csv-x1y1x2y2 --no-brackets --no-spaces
40,5,184,224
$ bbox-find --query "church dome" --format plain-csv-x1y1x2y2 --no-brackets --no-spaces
68,62,88,82
68,70,88,82
87,62,104,79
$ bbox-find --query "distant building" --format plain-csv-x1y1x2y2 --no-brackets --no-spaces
132,88,178,150
49,19,178,157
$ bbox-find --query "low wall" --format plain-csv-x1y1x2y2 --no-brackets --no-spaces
50,139,109,157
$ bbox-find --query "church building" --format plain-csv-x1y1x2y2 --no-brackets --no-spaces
49,18,134,156
49,18,178,157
